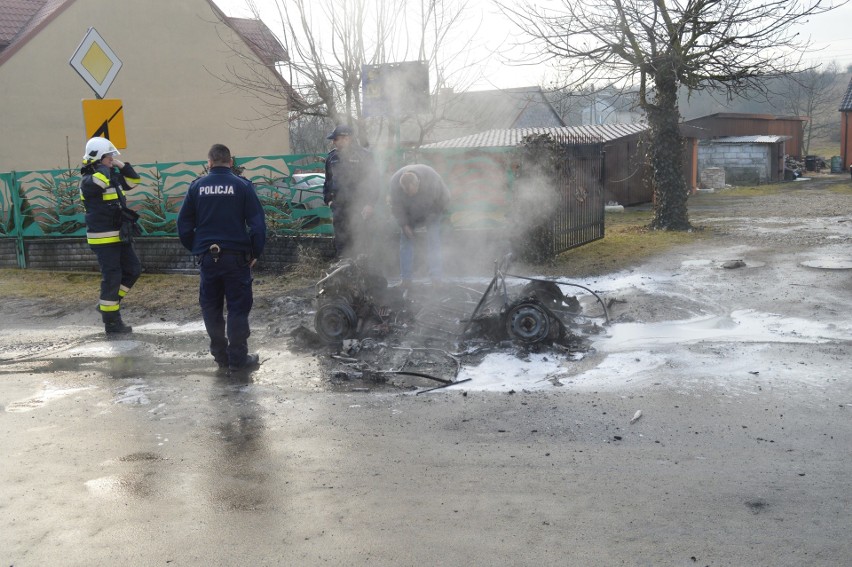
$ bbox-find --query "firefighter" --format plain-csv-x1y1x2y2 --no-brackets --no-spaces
79,137,142,334
176,144,266,372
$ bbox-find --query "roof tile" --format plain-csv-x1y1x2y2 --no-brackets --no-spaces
225,16,287,65
703,135,791,144
421,123,647,149
0,0,47,46
840,77,852,112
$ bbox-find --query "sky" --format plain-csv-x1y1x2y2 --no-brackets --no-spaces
213,0,852,92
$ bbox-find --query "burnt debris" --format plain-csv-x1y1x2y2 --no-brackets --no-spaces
305,255,609,391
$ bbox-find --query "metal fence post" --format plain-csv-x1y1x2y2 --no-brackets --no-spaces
7,171,27,268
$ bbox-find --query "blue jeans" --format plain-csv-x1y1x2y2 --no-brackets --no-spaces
400,221,443,281
198,253,253,367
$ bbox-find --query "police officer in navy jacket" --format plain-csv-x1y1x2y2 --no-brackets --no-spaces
177,144,267,372
323,124,379,257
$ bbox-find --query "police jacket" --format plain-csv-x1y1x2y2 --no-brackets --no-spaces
78,162,141,246
323,144,379,208
177,166,267,258
389,164,451,229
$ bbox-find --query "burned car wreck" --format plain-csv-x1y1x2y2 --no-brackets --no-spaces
307,255,610,392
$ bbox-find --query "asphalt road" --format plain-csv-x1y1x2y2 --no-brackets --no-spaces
2,183,851,566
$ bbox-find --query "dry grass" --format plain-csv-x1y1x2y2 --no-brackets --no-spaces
827,180,852,194
807,143,841,159
542,208,705,278
699,175,852,197
0,213,704,302
0,267,316,312
285,244,330,280
6,176,849,299
0,269,202,311
0,269,102,304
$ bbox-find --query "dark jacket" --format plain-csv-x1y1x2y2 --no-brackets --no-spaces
177,166,267,258
323,144,379,208
78,162,141,246
389,164,451,228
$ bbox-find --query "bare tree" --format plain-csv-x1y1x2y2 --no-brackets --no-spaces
214,0,484,150
502,0,842,229
288,112,335,154
771,62,844,155
545,84,641,125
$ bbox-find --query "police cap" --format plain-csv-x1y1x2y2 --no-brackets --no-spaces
326,124,354,140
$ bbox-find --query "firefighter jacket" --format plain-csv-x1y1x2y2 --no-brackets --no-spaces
322,144,379,208
79,162,141,246
176,166,267,258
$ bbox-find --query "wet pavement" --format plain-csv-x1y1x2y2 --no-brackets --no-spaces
2,185,852,566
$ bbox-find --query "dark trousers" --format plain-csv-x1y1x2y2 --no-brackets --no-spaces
331,203,371,257
331,203,353,257
198,253,253,367
92,243,142,318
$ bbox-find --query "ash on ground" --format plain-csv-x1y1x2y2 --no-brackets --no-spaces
286,257,609,392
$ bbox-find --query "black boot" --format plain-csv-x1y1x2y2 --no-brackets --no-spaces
228,353,260,373
102,310,132,334
105,320,133,334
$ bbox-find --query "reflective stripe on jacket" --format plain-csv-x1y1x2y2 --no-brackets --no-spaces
79,162,139,246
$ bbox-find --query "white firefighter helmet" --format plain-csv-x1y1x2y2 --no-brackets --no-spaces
83,137,120,164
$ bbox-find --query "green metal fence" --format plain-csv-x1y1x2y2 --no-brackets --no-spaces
0,154,333,241
1,142,604,268
416,134,605,259
0,149,516,243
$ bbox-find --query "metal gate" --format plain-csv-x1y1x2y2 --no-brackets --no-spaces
515,132,605,259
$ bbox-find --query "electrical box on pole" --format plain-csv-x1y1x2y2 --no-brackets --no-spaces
361,61,430,119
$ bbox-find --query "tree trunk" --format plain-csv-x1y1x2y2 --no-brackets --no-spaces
646,62,692,230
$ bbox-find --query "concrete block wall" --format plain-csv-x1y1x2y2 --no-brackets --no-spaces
697,143,770,185
260,237,338,271
23,238,99,271
0,239,19,268
0,229,511,279
136,239,197,272
0,237,338,274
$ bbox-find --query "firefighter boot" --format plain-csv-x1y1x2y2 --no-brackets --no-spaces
102,310,133,334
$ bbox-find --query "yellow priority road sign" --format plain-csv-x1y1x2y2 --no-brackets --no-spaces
82,99,126,149
69,27,122,99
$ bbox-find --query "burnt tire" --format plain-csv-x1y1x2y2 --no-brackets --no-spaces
505,301,550,344
315,300,358,343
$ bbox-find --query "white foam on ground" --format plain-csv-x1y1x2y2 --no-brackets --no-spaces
448,309,851,393
452,352,563,392
134,321,207,333
600,310,851,350
5,384,95,413
114,382,151,405
65,340,140,356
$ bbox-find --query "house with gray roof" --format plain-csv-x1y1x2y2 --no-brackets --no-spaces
401,86,566,147
0,0,297,172
418,123,655,207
